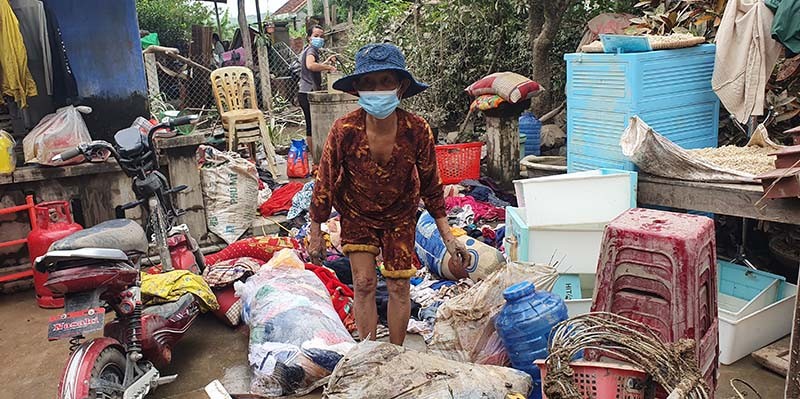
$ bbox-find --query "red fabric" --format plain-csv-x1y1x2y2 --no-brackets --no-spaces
259,182,304,216
445,196,506,223
210,286,243,327
305,263,356,332
204,237,300,266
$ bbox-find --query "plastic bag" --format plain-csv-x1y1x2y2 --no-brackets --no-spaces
428,262,558,366
23,105,92,165
287,138,310,178
235,249,355,397
197,145,260,244
620,116,781,183
0,130,16,175
323,341,532,398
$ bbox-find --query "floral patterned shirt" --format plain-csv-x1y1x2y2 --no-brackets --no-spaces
309,108,447,229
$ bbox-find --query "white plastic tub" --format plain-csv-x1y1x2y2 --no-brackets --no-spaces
506,207,606,275
718,283,797,365
512,169,637,227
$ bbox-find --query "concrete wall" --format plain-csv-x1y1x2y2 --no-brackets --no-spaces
47,0,148,142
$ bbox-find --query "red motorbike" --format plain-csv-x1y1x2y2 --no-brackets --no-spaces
36,116,205,399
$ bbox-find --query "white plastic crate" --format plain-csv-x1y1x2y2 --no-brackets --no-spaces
505,207,605,275
512,169,636,227
719,283,797,365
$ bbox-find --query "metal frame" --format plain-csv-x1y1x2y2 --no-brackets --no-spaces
0,195,36,283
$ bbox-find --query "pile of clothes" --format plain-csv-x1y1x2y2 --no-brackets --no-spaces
443,178,512,251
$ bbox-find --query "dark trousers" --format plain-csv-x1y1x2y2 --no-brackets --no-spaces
297,92,312,137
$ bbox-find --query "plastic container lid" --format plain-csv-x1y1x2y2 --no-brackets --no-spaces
504,281,536,301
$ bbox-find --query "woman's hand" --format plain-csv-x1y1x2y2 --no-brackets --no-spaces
445,237,471,272
308,223,326,265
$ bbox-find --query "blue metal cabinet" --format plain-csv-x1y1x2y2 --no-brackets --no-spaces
565,44,719,172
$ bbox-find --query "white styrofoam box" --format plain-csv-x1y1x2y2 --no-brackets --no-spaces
505,206,605,274
512,168,637,227
718,283,797,365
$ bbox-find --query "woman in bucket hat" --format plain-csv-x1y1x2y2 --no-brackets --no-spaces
308,43,470,346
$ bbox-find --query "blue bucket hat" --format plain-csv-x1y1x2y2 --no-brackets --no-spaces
333,43,429,99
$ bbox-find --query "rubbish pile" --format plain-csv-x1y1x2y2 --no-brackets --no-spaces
184,117,785,399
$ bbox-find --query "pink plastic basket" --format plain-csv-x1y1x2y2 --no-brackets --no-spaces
535,360,651,399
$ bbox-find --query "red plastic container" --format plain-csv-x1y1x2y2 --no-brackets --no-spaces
590,208,719,397
535,360,650,399
435,142,482,184
28,201,82,308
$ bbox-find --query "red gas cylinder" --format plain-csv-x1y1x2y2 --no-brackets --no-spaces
28,201,83,308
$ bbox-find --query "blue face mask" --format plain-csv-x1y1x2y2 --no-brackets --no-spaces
358,90,401,119
310,37,325,49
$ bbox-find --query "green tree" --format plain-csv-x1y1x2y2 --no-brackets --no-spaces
136,0,213,47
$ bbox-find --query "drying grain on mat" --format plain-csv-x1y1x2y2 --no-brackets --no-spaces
688,146,776,175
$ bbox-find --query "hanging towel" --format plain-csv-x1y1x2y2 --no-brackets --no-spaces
1,0,37,108
712,0,783,123
10,0,52,95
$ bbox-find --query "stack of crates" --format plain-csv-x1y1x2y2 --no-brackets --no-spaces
564,44,719,172
591,208,719,395
506,169,637,316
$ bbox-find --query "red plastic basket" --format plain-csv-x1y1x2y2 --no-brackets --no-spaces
435,142,483,184
535,360,651,399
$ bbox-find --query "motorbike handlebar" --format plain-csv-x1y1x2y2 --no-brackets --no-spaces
53,147,83,163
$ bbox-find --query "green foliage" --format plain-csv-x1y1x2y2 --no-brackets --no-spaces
346,0,635,127
289,25,306,39
136,0,213,47
549,0,639,104
347,0,530,127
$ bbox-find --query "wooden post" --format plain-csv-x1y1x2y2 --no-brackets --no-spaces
306,0,313,20
144,53,160,100
237,0,254,69
322,0,331,27
348,6,353,25
331,4,337,25
256,41,274,113
786,270,800,398
484,115,520,187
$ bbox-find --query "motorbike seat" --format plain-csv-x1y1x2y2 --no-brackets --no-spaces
143,293,196,319
51,219,148,254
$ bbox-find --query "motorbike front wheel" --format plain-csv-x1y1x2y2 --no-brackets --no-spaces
89,347,126,399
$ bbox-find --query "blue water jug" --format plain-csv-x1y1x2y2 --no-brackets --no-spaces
495,281,568,399
519,112,541,156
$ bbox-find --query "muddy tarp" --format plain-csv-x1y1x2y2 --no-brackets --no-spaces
323,341,532,399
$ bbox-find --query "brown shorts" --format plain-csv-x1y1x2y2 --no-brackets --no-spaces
340,217,417,279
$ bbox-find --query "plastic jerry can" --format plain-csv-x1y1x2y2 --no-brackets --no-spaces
519,112,541,156
28,201,83,308
0,130,16,175
495,281,568,399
